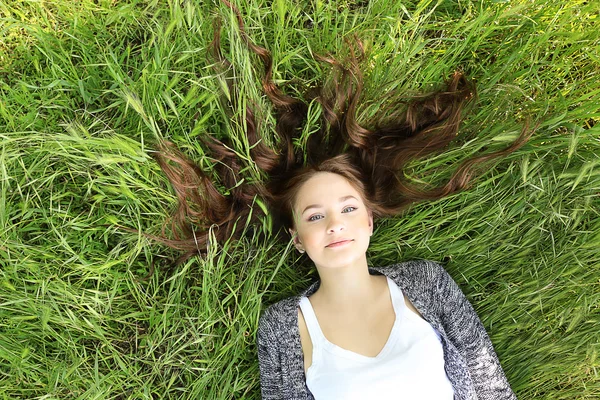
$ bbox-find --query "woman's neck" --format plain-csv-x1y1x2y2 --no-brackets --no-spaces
311,257,382,312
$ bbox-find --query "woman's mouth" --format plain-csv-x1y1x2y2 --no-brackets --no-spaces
326,239,353,248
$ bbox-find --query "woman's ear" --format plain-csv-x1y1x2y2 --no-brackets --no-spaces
368,210,374,236
288,228,298,243
288,228,304,252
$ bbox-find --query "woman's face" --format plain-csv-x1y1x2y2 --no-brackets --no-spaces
289,172,373,270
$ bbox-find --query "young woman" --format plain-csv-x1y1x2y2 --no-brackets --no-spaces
147,1,534,398
255,156,516,399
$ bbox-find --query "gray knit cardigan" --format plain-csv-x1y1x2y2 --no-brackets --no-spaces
257,260,517,399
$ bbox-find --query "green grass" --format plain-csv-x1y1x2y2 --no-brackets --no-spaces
1,0,599,398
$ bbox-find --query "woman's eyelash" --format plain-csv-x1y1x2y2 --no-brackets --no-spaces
307,206,357,221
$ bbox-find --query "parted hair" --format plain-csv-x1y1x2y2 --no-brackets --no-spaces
147,0,534,266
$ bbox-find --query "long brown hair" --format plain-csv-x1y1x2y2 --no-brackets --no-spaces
146,0,536,266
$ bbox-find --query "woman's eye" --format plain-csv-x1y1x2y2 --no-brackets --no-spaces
308,207,356,221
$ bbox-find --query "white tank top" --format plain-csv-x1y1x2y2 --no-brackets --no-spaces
298,276,454,399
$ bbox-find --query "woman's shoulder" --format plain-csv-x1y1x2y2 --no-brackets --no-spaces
374,260,453,307
258,279,320,332
258,294,301,335
373,259,447,283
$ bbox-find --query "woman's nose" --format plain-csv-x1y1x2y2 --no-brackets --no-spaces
327,216,345,233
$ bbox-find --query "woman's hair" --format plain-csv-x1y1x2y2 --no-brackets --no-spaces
146,1,535,266
268,154,377,232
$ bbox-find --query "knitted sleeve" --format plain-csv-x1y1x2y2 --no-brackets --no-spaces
429,261,517,400
257,306,285,399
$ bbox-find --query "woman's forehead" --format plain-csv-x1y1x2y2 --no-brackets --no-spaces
295,173,362,207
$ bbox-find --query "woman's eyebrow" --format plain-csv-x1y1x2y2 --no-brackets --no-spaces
302,195,358,214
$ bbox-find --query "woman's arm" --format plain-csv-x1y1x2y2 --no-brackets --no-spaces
257,309,285,399
428,261,517,400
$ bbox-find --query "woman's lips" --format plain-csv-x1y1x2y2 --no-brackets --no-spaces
326,240,353,248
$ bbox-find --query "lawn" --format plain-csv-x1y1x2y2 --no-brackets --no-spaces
1,0,599,398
